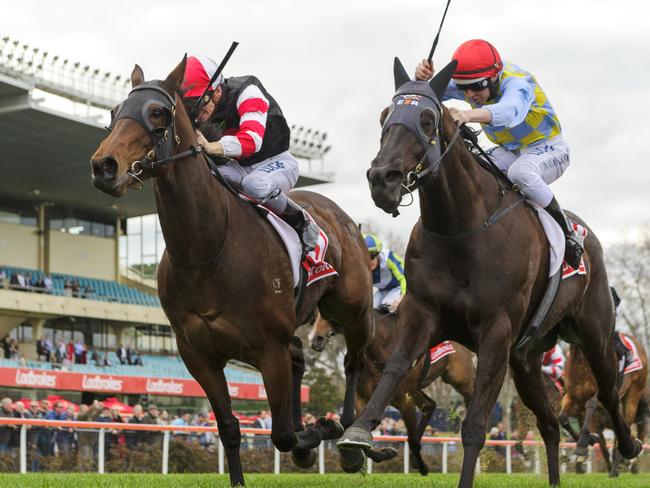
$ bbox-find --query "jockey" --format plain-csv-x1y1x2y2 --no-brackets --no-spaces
541,344,565,383
181,55,319,252
364,233,406,312
415,39,583,268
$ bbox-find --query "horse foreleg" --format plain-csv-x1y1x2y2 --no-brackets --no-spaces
259,342,302,452
289,336,306,433
574,396,599,459
337,296,437,469
409,391,436,476
176,338,244,487
510,354,560,486
458,317,510,488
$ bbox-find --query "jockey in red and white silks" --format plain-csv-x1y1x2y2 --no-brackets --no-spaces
542,344,565,383
181,55,319,252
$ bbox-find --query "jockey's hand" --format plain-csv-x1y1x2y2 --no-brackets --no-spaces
195,130,224,156
415,59,434,81
449,107,470,126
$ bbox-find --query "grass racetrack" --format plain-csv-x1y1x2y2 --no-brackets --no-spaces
2,473,650,487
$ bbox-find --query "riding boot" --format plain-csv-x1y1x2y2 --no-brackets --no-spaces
544,197,584,269
280,199,320,253
613,332,633,367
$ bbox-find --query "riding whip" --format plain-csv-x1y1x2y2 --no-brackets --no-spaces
191,41,239,122
427,0,452,63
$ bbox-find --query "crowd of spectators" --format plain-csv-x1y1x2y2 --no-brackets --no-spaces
0,396,221,467
0,268,53,294
32,336,144,369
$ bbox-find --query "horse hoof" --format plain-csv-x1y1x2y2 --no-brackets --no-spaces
314,417,344,440
411,457,430,476
575,459,585,474
366,447,398,463
291,447,317,469
336,426,373,450
631,462,640,474
339,445,366,473
619,438,643,459
295,428,322,450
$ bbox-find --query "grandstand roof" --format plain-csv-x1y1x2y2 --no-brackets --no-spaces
0,73,332,224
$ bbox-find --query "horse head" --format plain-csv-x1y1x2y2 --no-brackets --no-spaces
367,58,456,214
90,56,189,197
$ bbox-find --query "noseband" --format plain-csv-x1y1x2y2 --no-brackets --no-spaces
107,81,202,188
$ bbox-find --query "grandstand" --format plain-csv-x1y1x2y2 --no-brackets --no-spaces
0,37,327,412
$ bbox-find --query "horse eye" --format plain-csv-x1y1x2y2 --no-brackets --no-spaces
152,109,163,117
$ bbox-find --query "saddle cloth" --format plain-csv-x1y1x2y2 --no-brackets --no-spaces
531,203,587,278
239,195,337,288
429,341,456,365
619,333,643,375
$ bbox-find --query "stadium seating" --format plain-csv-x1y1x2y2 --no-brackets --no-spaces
1,265,161,308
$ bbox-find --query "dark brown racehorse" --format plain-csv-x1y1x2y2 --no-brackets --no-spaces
311,310,475,475
89,58,373,486
559,335,648,475
337,60,642,488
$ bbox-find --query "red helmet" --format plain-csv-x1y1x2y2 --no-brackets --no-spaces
181,56,223,98
452,39,503,81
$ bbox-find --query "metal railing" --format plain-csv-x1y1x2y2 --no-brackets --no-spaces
2,417,646,475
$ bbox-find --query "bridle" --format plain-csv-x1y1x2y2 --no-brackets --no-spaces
379,81,523,237
379,81,463,214
107,81,204,188
106,80,230,268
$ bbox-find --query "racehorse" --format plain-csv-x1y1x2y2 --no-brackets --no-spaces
310,310,475,475
559,336,648,475
337,59,642,488
90,57,374,487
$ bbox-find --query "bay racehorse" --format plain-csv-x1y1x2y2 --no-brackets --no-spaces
311,310,475,475
336,59,642,487
90,57,373,486
559,335,648,475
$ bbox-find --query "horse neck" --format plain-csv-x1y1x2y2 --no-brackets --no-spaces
153,108,229,264
418,117,501,236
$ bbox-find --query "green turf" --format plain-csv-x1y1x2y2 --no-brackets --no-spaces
1,473,650,487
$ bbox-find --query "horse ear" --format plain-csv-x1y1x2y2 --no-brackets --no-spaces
428,60,458,100
393,57,411,90
131,65,145,88
163,54,188,95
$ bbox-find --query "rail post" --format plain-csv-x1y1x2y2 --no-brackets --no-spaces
162,430,170,474
506,443,512,474
318,442,325,474
274,447,280,474
403,441,410,474
442,441,448,473
218,438,224,474
534,444,541,475
98,428,105,474
20,424,27,474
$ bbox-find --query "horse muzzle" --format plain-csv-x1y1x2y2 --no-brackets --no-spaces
311,336,327,352
367,166,403,214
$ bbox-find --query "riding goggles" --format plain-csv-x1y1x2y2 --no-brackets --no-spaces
455,78,490,92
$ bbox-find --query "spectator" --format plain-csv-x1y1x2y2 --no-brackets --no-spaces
131,349,143,366
74,340,84,364
191,412,214,449
63,281,73,297
10,272,26,291
126,345,135,365
76,402,102,467
25,272,33,288
1,335,11,359
43,275,53,293
18,354,27,368
36,335,52,362
45,401,72,454
55,339,66,365
0,267,5,286
9,338,19,359
116,344,127,365
35,400,51,457
141,404,162,445
66,340,75,364
489,422,507,456
71,280,80,298
126,404,145,448
171,412,191,438
0,398,14,453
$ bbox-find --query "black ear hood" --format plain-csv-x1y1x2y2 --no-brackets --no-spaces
393,57,411,90
429,60,457,100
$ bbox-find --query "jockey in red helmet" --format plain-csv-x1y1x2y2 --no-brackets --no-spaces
181,55,319,252
415,40,583,269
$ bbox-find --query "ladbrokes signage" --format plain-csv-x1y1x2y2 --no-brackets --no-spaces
0,367,308,401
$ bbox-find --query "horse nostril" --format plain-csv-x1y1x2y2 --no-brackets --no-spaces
384,170,404,185
92,157,118,179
